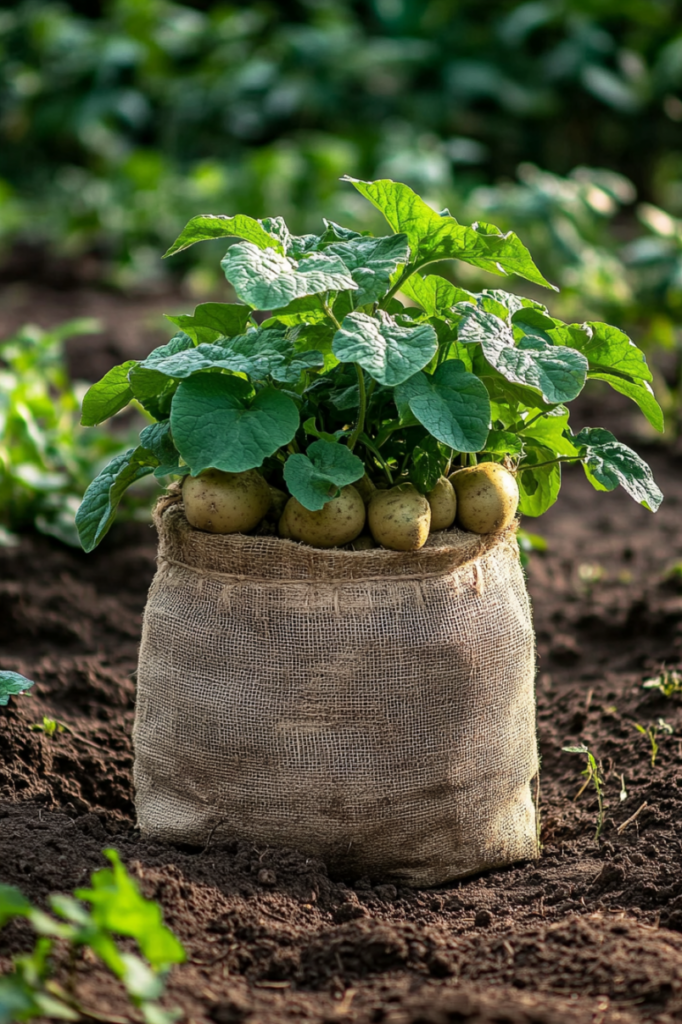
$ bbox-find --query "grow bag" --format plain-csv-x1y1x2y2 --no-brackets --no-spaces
133,498,539,887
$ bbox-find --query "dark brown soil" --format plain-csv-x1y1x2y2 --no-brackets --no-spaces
4,290,682,1023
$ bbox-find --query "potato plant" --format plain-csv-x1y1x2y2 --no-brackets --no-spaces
76,177,663,552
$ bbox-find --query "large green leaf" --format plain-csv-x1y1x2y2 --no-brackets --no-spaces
517,442,562,516
519,406,578,457
561,321,663,432
0,671,34,707
483,430,523,456
264,295,328,327
170,375,299,474
323,234,410,305
76,448,157,552
574,427,663,511
400,274,475,316
283,440,364,511
459,307,588,403
133,329,322,386
163,214,284,257
165,303,252,344
332,311,437,386
344,177,555,288
221,243,357,310
81,361,137,426
128,332,195,408
395,360,491,452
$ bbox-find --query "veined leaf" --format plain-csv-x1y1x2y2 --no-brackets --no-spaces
332,310,437,386
519,406,578,457
81,361,137,426
343,177,555,288
139,421,184,478
165,303,252,344
395,360,490,452
170,375,299,474
574,427,663,511
518,441,562,516
0,671,34,708
76,448,158,552
164,214,284,257
324,234,410,305
283,439,364,511
400,274,475,316
264,295,328,327
221,243,357,310
484,430,523,456
459,306,588,404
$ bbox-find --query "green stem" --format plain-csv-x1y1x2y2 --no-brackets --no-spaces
380,264,417,309
321,297,342,330
360,434,394,484
522,455,582,472
347,365,367,452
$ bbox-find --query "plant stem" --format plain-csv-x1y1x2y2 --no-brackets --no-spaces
321,297,342,330
380,264,416,309
361,434,394,484
347,365,367,451
522,455,582,472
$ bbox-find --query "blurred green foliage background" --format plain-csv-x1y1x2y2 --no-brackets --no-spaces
3,0,682,542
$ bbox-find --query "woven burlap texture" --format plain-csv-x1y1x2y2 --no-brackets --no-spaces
133,499,539,887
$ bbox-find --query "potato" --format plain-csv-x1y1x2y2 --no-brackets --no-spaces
354,473,376,505
351,533,376,551
183,469,271,534
279,485,365,548
265,486,288,523
368,483,431,551
427,476,457,531
449,462,519,534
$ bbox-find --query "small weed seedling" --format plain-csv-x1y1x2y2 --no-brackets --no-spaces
563,744,605,842
633,718,674,767
0,849,185,1024
29,717,64,738
642,669,682,698
0,671,34,707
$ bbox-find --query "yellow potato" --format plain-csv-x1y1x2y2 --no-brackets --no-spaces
427,476,457,531
183,469,271,534
368,483,431,551
354,473,377,506
449,462,519,534
279,485,365,548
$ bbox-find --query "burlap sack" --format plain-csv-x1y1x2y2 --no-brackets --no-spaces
133,498,539,887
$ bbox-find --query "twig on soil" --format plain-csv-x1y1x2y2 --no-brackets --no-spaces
616,801,648,835
45,717,107,752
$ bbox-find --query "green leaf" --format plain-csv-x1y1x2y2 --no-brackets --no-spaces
344,177,555,288
76,850,184,971
76,448,157,552
0,671,34,708
264,295,328,326
483,430,523,456
220,243,357,310
409,436,449,493
332,310,437,386
568,322,653,382
139,422,184,478
163,214,284,257
588,373,663,433
401,274,475,316
165,303,252,344
395,360,491,453
459,307,588,403
170,375,299,474
283,440,364,511
323,234,410,305
574,427,663,511
517,442,562,516
0,884,32,926
520,406,578,457
81,361,137,426
128,333,195,409
302,417,345,443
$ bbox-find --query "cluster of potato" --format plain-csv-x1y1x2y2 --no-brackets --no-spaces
183,460,519,551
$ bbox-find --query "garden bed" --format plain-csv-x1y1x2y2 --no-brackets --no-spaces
2,437,682,1023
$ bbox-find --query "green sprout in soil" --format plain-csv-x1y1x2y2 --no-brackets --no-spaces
563,743,605,842
29,717,64,738
642,669,682,698
0,671,34,707
0,849,185,1024
633,718,674,767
